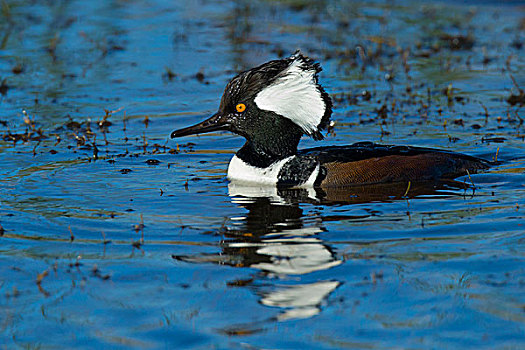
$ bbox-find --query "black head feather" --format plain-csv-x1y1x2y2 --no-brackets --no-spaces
219,52,332,140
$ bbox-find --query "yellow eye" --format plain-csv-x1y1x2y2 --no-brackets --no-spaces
236,103,246,113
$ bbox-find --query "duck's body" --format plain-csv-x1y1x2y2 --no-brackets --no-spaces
227,142,488,188
171,53,489,187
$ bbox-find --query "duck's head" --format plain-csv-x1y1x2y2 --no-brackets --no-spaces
170,52,333,148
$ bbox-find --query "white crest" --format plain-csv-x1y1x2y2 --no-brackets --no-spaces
254,57,325,135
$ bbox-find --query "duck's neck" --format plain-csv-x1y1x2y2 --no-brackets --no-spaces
236,132,301,168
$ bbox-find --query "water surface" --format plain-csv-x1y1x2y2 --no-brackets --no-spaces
0,0,524,348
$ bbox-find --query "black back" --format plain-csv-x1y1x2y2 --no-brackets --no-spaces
300,141,491,165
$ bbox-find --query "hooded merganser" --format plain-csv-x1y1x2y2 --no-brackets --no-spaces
171,52,489,188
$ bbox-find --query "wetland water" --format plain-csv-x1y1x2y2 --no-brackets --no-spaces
1,0,524,348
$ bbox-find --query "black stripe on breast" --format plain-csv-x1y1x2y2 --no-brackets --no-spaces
277,155,319,187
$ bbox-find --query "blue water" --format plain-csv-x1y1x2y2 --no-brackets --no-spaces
0,0,524,348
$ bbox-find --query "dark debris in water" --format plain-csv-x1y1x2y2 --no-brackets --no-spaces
218,325,264,336
439,34,475,51
163,67,177,81
12,63,24,74
91,265,111,280
0,78,9,95
227,277,254,287
482,136,506,144
507,91,525,106
0,107,196,167
507,75,525,106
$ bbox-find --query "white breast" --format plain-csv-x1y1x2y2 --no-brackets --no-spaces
227,155,320,188
227,155,293,185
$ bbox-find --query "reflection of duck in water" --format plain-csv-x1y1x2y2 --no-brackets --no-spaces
228,178,474,205
228,195,341,321
171,52,490,188
174,188,341,321
174,181,469,321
